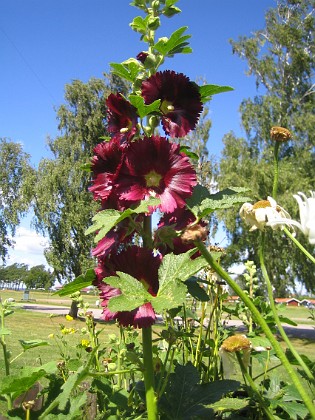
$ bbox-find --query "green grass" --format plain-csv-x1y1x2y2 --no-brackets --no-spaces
1,309,112,373
0,289,99,308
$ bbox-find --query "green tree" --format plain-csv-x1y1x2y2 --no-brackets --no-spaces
218,0,315,294
0,263,29,290
24,265,54,290
31,75,128,315
0,139,33,261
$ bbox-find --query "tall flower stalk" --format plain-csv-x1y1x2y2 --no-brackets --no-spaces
194,240,315,418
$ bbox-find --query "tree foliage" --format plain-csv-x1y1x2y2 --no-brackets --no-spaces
0,139,33,261
31,75,128,282
218,0,315,294
0,263,54,290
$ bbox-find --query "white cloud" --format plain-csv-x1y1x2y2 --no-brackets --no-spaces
7,227,50,268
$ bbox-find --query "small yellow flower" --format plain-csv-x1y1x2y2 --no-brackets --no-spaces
65,315,73,321
81,339,90,348
48,333,54,339
61,327,76,335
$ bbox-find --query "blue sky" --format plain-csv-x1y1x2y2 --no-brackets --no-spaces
1,0,276,267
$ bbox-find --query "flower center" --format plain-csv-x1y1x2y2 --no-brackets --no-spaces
120,119,133,133
160,99,174,115
253,200,271,210
145,170,162,188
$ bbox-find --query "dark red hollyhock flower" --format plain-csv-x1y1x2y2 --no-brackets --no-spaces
94,246,161,328
117,136,197,213
141,70,203,138
106,93,138,143
92,219,136,259
89,138,124,203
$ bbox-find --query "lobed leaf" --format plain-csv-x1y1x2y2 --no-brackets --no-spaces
154,26,191,56
187,185,251,219
106,272,152,312
129,95,161,118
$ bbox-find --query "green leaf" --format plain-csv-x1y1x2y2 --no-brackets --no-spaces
129,95,161,118
55,268,95,296
152,277,187,313
209,397,249,413
19,339,50,351
187,185,251,219
185,277,209,302
199,84,234,103
158,250,208,286
0,361,57,399
154,26,192,57
129,15,148,34
106,272,152,312
110,59,142,83
86,197,160,242
152,252,208,312
277,401,309,420
278,315,297,326
160,363,240,419
180,145,199,160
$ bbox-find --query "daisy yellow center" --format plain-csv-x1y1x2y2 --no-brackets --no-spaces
160,99,174,114
252,200,271,210
145,170,162,187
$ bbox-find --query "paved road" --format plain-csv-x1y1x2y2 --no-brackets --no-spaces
21,303,315,340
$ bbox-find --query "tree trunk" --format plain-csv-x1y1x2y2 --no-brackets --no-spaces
68,300,79,319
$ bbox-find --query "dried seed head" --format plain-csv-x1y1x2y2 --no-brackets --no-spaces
270,126,292,142
181,224,208,244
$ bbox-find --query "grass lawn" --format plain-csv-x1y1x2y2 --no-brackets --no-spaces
0,289,100,308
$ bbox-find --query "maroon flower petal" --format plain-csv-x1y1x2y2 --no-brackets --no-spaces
106,93,138,142
141,70,203,137
89,138,124,202
94,246,161,328
117,136,197,213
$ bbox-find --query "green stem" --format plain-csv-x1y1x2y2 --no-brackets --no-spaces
272,141,280,199
283,227,315,264
194,240,315,419
141,214,158,419
259,233,314,383
142,327,158,420
236,352,275,420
